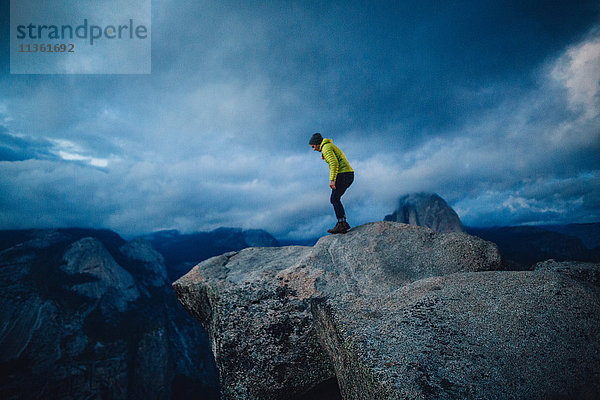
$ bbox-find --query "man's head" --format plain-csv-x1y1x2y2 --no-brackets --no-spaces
309,133,323,151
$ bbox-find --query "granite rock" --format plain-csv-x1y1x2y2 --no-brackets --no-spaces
61,237,140,311
173,222,504,399
0,229,217,400
315,270,600,399
175,221,600,399
534,259,600,287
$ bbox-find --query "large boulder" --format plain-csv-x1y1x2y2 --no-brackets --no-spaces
385,193,465,233
314,270,600,399
175,222,600,399
173,222,504,399
173,246,332,400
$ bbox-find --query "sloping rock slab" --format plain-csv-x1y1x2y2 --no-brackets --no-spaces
173,222,504,399
313,270,600,400
308,222,502,299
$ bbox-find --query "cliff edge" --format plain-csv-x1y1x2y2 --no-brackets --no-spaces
173,222,600,400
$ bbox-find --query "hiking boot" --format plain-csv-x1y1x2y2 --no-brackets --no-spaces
327,221,348,234
342,221,351,231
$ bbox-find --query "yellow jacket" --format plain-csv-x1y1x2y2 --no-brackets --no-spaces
320,138,353,181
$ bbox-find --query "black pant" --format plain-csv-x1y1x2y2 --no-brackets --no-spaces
330,172,354,219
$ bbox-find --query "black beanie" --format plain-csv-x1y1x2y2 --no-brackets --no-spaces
309,132,323,145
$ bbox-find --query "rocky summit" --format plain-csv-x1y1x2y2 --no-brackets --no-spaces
174,221,600,400
174,222,548,398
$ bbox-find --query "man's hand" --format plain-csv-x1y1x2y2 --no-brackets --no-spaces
330,180,336,189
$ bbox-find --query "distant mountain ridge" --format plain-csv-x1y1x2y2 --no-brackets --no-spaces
539,223,600,249
142,227,279,281
466,224,600,268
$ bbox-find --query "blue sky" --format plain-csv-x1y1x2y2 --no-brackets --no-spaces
0,0,599,239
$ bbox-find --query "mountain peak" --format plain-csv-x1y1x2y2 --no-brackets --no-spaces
385,192,465,233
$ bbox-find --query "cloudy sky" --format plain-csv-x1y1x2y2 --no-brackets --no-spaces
0,0,599,239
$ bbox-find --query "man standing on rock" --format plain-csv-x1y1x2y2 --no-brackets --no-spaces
309,132,354,234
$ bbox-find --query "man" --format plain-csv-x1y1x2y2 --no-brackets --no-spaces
309,132,354,234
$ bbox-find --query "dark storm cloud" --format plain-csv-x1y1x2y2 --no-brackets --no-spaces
0,0,598,237
149,0,599,146
0,128,54,161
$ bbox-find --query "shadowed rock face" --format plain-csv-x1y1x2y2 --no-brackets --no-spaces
61,237,140,311
385,193,465,233
173,222,510,399
174,246,332,400
0,229,218,400
120,238,169,287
